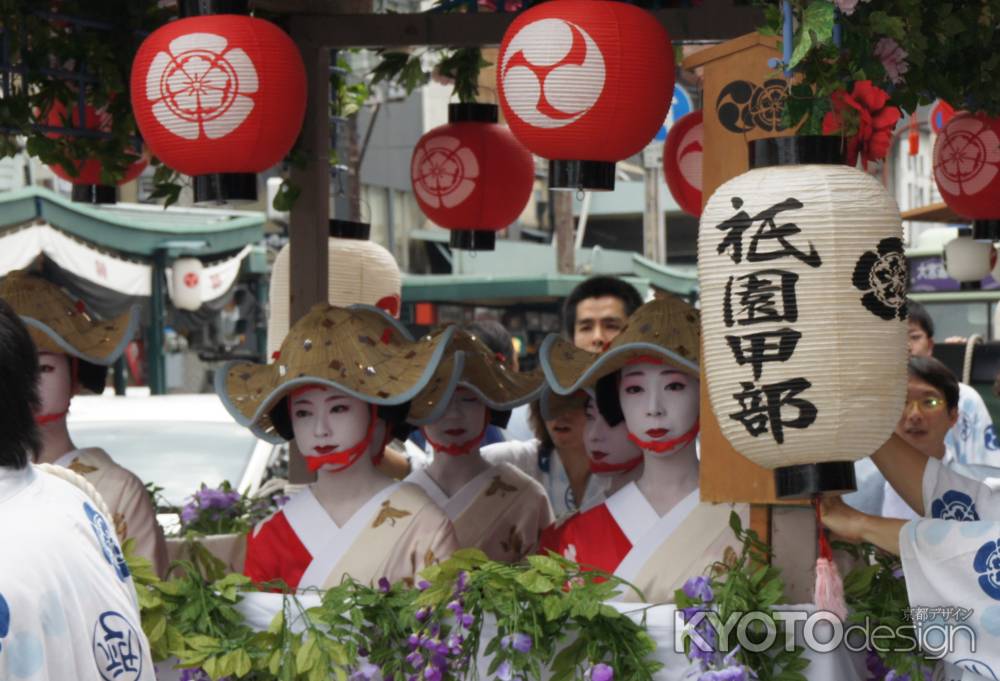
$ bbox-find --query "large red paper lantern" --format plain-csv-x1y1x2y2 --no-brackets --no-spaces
497,0,673,191
934,112,1000,240
44,101,148,192
411,103,534,251
130,15,306,179
662,110,703,217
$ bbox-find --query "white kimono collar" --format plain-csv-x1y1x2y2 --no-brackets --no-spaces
0,464,36,505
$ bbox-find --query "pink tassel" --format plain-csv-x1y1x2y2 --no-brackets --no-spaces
813,498,848,621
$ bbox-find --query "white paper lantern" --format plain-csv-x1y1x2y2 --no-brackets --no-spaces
944,236,995,283
698,137,908,497
267,221,402,359
170,257,203,311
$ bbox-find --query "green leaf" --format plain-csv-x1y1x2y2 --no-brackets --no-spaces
516,570,556,594
296,635,317,672
789,1,835,69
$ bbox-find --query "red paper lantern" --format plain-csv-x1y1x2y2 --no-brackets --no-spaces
130,15,306,177
934,112,1000,239
662,110,703,217
411,103,534,250
44,101,148,186
497,0,673,190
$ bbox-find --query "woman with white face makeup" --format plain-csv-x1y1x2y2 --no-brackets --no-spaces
217,304,460,589
0,270,168,577
582,391,643,501
539,296,747,603
404,329,553,561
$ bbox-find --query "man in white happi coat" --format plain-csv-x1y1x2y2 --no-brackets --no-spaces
0,298,154,681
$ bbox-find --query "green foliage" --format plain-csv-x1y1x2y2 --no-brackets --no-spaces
834,541,937,681
126,541,662,680
674,512,808,681
370,47,487,104
761,0,1000,126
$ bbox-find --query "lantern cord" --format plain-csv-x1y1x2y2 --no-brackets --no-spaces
812,496,848,620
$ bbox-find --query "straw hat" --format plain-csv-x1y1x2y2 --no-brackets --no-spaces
407,327,544,426
538,387,588,422
216,303,459,443
539,295,700,396
0,270,139,393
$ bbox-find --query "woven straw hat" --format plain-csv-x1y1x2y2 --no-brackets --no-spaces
538,386,588,421
539,296,700,395
407,327,544,425
216,303,459,443
0,270,139,393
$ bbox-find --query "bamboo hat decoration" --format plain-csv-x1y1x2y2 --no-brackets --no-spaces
407,327,544,426
0,269,139,393
540,296,700,395
216,303,459,443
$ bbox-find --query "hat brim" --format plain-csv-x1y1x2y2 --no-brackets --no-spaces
216,324,460,443
540,334,699,396
538,386,588,421
21,304,140,366
407,355,544,426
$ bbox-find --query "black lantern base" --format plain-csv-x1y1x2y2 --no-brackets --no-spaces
193,173,257,204
450,229,496,251
71,184,117,204
973,219,1000,242
549,160,615,191
329,219,371,240
180,0,248,16
749,136,845,169
774,461,857,499
448,102,498,124
960,281,983,291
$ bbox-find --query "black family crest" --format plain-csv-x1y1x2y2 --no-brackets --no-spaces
716,79,789,134
852,237,908,321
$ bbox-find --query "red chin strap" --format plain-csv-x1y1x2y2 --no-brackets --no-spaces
35,410,69,425
422,411,490,456
302,403,380,473
627,420,700,454
589,454,643,475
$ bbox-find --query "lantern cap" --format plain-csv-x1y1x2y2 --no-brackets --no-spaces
774,462,857,499
549,160,616,191
193,173,258,204
973,220,1000,242
329,219,371,240
449,230,496,251
539,296,700,396
216,303,461,444
448,103,499,124
749,136,845,170
406,327,544,425
71,184,117,205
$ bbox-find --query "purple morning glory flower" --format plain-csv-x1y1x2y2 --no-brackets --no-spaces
447,599,463,616
424,664,442,681
885,672,910,681
378,577,391,593
406,651,424,668
496,660,513,681
179,670,211,681
683,576,714,603
460,613,474,629
417,580,431,591
350,662,379,681
510,633,532,654
591,663,614,681
415,607,430,623
699,665,747,681
179,503,198,524
456,570,468,593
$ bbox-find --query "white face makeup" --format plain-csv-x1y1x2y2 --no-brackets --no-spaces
617,362,700,449
36,352,73,418
289,386,371,458
584,396,641,472
423,386,488,448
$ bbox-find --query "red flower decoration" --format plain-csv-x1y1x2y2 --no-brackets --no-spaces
822,81,901,169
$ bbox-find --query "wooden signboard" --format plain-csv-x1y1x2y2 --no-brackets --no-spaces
683,33,800,505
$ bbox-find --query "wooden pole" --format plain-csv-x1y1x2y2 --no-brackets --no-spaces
287,21,331,484
553,191,575,275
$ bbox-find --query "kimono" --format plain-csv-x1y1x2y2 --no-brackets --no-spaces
54,448,168,577
540,482,746,603
946,383,997,466
480,439,608,520
0,464,154,681
244,481,459,589
405,462,554,561
920,456,1000,522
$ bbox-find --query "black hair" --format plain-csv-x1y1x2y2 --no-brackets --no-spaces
0,299,41,469
594,373,625,427
465,320,515,365
562,276,643,338
527,400,554,450
907,355,959,412
906,299,934,339
269,396,412,442
77,360,108,394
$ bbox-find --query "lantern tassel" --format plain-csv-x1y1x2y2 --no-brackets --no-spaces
813,497,848,621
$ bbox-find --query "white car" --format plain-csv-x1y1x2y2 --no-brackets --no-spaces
67,391,285,517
